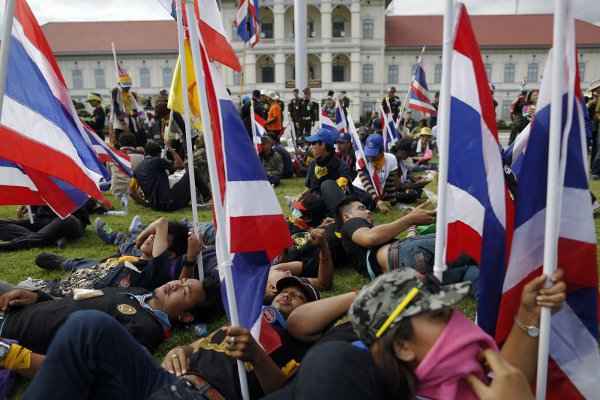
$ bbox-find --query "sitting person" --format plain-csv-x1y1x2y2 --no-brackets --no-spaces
21,277,338,400
259,136,284,186
392,138,430,204
108,132,144,201
0,277,215,354
133,140,197,211
352,133,400,213
0,205,90,252
265,268,565,400
304,128,352,196
336,133,357,180
33,218,211,297
336,197,479,296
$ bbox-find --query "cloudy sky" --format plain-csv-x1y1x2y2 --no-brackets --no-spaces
12,0,600,26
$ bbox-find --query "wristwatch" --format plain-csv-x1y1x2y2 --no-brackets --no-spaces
514,317,540,337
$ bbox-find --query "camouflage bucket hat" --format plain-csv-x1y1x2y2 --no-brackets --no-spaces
349,269,470,346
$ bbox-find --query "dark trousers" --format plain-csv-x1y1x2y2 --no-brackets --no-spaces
0,216,83,251
158,170,207,212
24,311,176,400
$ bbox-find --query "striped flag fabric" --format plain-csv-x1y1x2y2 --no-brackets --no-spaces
236,0,260,47
444,4,512,336
0,160,43,205
0,0,109,217
335,100,348,133
379,103,399,151
320,109,338,134
344,108,380,198
495,10,600,398
84,125,133,177
407,62,437,115
194,7,291,340
252,111,267,152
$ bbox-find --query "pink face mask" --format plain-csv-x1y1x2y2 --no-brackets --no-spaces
415,310,498,400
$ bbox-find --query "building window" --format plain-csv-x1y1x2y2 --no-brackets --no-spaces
527,63,538,83
258,56,275,83
72,69,83,89
362,64,374,84
579,62,586,82
484,63,492,81
139,67,151,88
501,99,512,121
434,63,442,84
333,19,345,38
308,20,315,38
504,63,515,83
332,55,349,82
162,67,173,87
233,71,242,86
362,18,374,39
388,64,398,84
94,68,106,89
361,101,375,117
261,22,274,39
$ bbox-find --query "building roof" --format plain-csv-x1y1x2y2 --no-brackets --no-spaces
41,20,178,55
385,14,600,49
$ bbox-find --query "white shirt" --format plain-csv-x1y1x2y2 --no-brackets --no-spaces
352,152,398,191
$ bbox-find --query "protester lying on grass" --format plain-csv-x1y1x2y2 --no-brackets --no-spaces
21,277,336,400
0,277,215,354
0,204,91,252
265,268,566,400
30,217,209,298
336,197,480,296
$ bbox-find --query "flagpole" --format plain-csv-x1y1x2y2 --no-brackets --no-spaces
111,42,120,83
184,2,250,399
536,0,567,398
0,0,16,116
175,0,203,278
433,0,454,282
250,97,259,153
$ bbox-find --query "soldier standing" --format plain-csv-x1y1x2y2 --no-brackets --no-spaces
299,87,319,140
288,88,303,138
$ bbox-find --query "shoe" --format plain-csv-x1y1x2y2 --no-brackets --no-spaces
95,218,117,244
128,215,143,235
35,252,66,270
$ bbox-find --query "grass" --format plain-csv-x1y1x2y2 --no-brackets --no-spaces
3,177,600,398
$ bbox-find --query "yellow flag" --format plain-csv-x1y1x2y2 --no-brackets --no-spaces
168,39,202,130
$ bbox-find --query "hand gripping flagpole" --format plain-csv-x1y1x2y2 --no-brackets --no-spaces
432,0,455,282
175,0,203,279
536,1,568,398
183,1,250,399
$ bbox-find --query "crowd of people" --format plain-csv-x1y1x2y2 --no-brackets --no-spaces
0,70,594,400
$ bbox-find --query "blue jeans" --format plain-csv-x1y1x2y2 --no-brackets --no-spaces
24,311,176,400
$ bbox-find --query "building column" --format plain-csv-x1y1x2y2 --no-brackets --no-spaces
244,53,257,86
275,53,286,89
351,52,360,84
274,3,285,45
351,1,361,40
322,52,332,84
320,1,332,44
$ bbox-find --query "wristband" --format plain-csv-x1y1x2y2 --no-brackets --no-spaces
2,344,31,370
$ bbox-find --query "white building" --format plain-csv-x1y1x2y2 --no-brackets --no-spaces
42,10,600,121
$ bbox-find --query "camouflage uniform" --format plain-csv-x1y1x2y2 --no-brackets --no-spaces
261,149,284,178
349,269,470,345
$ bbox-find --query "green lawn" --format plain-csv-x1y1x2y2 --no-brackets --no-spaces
3,178,600,398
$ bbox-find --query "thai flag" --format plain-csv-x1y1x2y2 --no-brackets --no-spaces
84,125,132,177
0,0,109,217
320,109,338,132
236,0,260,48
495,11,600,398
194,9,291,340
345,108,380,197
160,0,241,71
335,100,347,133
407,62,437,115
379,103,399,151
0,160,43,205
445,4,512,336
253,112,267,151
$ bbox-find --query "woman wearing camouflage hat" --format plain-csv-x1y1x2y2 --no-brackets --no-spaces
265,268,565,400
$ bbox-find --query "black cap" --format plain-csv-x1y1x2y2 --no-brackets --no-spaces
276,276,320,302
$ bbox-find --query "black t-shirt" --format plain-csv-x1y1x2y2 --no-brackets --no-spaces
95,251,176,291
134,157,173,210
340,218,383,277
1,287,165,354
189,318,311,400
263,341,387,400
305,154,350,193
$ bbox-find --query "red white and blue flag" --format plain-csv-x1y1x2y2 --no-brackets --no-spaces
0,0,109,217
444,4,512,336
194,6,291,340
379,103,400,151
252,111,267,152
84,125,133,177
344,108,380,197
236,0,260,47
0,160,43,205
335,100,348,133
494,11,599,398
407,62,437,115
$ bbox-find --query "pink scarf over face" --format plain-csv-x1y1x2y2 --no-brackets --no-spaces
415,310,499,400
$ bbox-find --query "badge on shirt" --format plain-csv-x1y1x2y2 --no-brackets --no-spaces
314,165,328,179
117,304,137,316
